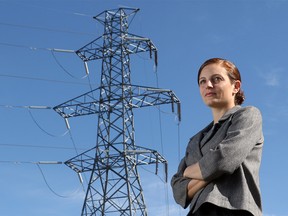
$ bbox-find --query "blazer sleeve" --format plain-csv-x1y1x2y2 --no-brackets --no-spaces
170,157,191,209
198,106,264,182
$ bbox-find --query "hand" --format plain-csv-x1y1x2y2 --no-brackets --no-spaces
183,162,203,180
187,179,208,199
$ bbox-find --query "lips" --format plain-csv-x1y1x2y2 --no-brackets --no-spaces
205,92,216,97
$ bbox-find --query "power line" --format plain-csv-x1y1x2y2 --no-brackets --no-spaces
0,21,95,36
0,159,84,198
0,42,96,81
28,109,70,138
0,160,62,165
0,104,88,154
0,142,87,151
3,1,94,19
50,50,89,80
0,73,95,86
0,104,52,109
0,42,75,53
36,163,84,198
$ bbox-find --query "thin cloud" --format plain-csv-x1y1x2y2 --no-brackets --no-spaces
265,74,279,86
259,67,284,87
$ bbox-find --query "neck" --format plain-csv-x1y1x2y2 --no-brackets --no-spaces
211,105,235,124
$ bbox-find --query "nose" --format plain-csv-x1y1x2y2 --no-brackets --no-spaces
206,80,213,88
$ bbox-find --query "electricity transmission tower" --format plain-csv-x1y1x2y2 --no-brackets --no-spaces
54,8,181,216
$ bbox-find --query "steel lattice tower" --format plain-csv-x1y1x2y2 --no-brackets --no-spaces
54,8,181,216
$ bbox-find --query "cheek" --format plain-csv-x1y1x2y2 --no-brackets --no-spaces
199,88,205,97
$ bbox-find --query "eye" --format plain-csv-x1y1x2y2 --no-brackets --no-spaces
211,76,223,84
199,79,206,86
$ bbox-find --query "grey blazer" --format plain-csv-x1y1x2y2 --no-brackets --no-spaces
171,106,264,216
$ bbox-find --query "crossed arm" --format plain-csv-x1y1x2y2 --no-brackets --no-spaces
170,159,209,207
183,162,208,199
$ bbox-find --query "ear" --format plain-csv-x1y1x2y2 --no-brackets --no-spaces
233,80,241,94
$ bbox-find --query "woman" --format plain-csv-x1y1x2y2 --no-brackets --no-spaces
171,58,264,216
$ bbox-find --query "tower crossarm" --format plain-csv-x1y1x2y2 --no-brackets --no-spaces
125,145,168,182
93,7,140,26
75,36,104,62
64,145,168,181
53,87,102,118
122,33,157,64
53,85,181,120
75,33,157,64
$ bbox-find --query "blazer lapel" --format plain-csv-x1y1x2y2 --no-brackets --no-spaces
199,106,241,149
199,122,214,148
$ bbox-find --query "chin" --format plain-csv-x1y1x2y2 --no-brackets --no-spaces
204,100,222,108
204,100,217,107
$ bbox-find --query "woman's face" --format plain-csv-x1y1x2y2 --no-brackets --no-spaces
198,63,240,109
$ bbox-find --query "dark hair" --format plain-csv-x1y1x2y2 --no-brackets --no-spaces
197,58,245,105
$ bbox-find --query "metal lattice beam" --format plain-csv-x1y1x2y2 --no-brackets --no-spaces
53,85,180,119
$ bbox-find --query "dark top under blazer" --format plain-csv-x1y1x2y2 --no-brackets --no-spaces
171,106,264,216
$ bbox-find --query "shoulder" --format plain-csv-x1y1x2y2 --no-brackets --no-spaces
231,106,263,129
234,106,262,119
219,105,262,123
239,105,261,113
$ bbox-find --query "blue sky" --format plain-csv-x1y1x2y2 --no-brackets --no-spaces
0,0,287,215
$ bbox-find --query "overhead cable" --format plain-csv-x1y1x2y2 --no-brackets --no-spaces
0,21,94,36
36,163,84,198
0,42,75,53
51,50,89,80
0,73,92,86
0,105,70,137
0,142,87,151
0,160,85,197
0,160,62,165
0,42,91,80
0,104,52,109
28,109,70,137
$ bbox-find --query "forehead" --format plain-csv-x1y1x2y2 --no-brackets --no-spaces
199,63,228,78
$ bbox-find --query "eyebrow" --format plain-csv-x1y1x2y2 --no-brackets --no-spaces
201,73,224,78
